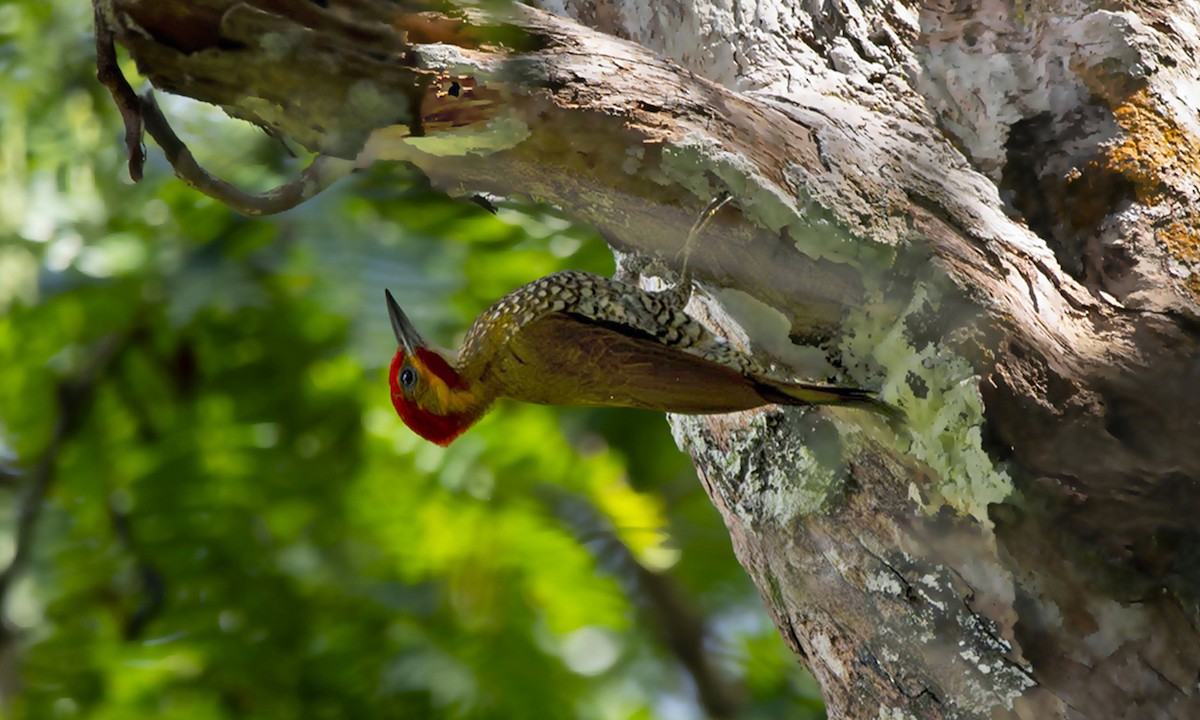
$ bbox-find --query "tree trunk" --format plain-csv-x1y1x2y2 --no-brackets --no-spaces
98,0,1200,717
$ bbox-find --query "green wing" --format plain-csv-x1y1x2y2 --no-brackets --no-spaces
489,312,872,414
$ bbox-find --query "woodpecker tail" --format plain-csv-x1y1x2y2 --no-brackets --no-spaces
756,378,903,424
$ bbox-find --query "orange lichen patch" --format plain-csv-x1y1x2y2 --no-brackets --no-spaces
394,11,478,46
1160,222,1200,263
421,77,505,134
1093,88,1200,299
1104,89,1200,206
391,10,544,52
1159,221,1200,297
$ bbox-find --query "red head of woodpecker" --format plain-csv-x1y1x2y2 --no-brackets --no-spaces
386,290,488,446
385,272,893,446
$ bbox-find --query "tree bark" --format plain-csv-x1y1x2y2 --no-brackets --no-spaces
98,0,1200,717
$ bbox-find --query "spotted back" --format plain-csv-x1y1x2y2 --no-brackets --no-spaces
458,271,763,378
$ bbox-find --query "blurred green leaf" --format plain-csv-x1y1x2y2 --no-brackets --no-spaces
0,2,826,719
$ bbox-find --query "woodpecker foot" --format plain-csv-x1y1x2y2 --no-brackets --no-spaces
613,193,733,308
676,192,733,280
611,248,649,286
658,192,734,308
614,252,679,286
613,252,692,309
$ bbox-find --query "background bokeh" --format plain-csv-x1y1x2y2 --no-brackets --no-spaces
0,2,824,718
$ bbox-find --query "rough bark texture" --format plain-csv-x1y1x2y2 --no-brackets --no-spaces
99,0,1200,717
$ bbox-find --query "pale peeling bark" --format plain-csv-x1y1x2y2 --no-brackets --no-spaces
99,0,1200,717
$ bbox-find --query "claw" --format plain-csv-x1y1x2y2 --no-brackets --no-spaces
671,192,734,304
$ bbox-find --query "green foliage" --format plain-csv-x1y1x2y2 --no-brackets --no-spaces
0,2,824,718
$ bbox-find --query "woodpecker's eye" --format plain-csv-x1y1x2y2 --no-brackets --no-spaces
400,366,418,391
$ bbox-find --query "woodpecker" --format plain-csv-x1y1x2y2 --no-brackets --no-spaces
385,269,894,446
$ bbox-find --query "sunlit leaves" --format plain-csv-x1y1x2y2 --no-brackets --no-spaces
0,2,825,718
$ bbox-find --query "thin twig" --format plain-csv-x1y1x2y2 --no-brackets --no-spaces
0,332,129,691
107,497,165,641
93,1,353,213
104,355,167,639
93,0,145,181
0,402,67,605
139,91,356,216
541,487,745,719
630,562,744,719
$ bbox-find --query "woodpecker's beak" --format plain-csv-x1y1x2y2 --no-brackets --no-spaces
385,289,425,355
